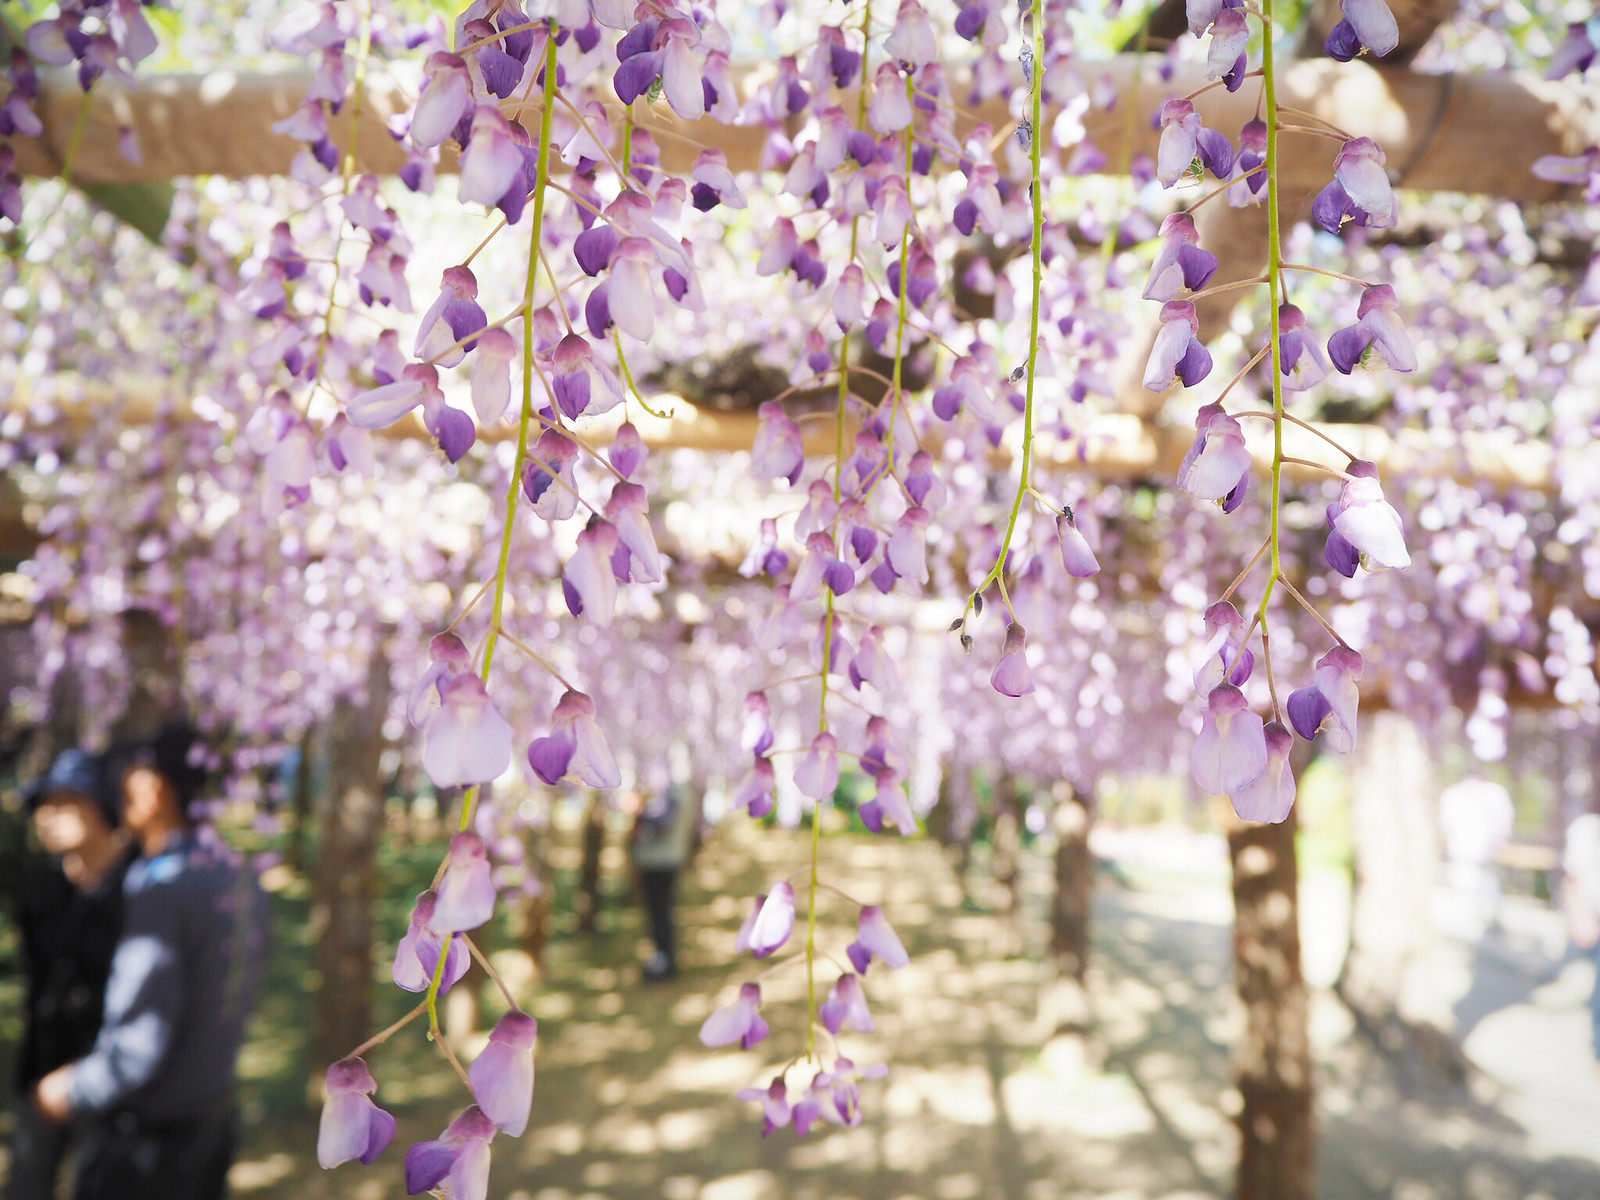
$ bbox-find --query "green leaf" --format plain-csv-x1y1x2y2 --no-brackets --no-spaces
76,181,176,244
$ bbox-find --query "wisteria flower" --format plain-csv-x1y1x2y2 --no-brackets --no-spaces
409,52,471,148
1176,403,1252,504
527,690,621,789
1193,600,1255,693
1231,722,1297,823
732,757,777,819
468,1011,538,1136
564,521,620,622
393,889,470,993
434,832,497,934
1203,10,1249,90
1330,463,1410,568
1277,303,1330,390
423,675,513,789
1313,138,1396,232
795,732,840,802
820,973,875,1034
1056,510,1101,578
736,883,796,958
990,623,1036,698
860,771,917,836
1143,213,1218,302
752,402,804,485
700,983,770,1049
404,1106,496,1200
1327,284,1415,374
318,1058,397,1169
1144,300,1213,391
1156,99,1234,186
1323,0,1399,61
736,1078,793,1136
1287,646,1364,752
1190,684,1267,796
847,905,909,973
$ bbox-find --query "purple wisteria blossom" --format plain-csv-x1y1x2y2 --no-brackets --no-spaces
1193,600,1255,692
1143,213,1219,302
1313,138,1396,233
820,973,875,1034
433,832,497,934
1176,403,1252,505
990,623,1036,697
1328,284,1415,374
847,906,909,973
468,1012,539,1136
700,983,770,1049
1323,0,1399,61
1056,511,1101,579
1230,722,1297,823
1330,463,1411,569
393,890,470,993
1287,646,1364,752
422,675,514,789
1144,301,1213,391
1277,303,1330,390
736,1078,793,1136
1155,99,1234,186
1190,684,1267,796
318,1058,397,1169
526,690,621,789
795,732,840,801
404,1106,496,1200
735,883,797,958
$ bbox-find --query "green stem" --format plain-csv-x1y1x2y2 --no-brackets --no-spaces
809,0,874,1062
310,0,373,393
1255,0,1286,646
426,26,559,1039
975,0,1045,616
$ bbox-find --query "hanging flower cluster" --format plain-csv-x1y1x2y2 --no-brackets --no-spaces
1,0,160,221
1150,0,1414,823
8,0,1600,1181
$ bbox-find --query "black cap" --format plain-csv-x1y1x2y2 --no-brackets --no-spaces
120,720,209,815
23,749,121,829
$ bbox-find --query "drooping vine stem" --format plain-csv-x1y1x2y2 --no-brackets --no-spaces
425,25,560,1042
1255,0,1287,719
309,0,374,398
809,0,876,1064
973,0,1045,616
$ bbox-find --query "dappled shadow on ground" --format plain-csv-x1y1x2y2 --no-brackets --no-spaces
225,822,1600,1200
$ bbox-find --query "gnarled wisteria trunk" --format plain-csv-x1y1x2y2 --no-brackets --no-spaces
1229,808,1314,1200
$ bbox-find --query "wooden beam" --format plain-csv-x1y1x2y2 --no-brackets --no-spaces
3,372,1557,494
12,58,1597,204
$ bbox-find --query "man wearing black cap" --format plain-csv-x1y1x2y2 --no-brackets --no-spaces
7,750,132,1200
30,722,268,1200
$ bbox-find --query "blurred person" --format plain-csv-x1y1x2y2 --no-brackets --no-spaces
7,751,133,1200
1562,812,1600,1068
630,765,698,982
31,722,268,1200
1438,777,1515,935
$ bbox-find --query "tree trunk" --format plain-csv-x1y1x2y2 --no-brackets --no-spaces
311,654,388,1073
1229,809,1314,1200
1333,710,1465,1079
1050,784,1094,984
286,728,316,874
577,791,606,934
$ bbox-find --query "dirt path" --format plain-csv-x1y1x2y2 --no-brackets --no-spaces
229,820,1600,1200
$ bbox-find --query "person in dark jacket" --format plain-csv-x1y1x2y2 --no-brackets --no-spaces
30,722,268,1200
6,750,132,1200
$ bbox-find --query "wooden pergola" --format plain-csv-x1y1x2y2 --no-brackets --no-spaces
6,7,1596,1199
